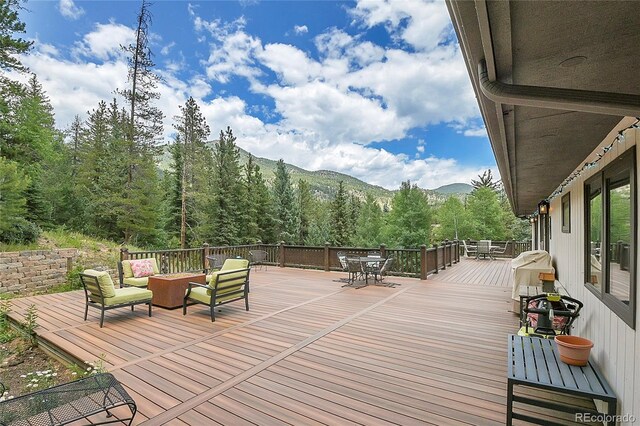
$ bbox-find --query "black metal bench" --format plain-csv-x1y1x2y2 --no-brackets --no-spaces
0,373,136,426
507,334,617,425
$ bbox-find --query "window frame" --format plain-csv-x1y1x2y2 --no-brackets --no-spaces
561,192,571,233
583,146,636,329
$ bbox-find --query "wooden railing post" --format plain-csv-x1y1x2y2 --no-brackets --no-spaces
455,240,460,263
379,244,386,258
324,242,330,271
202,243,210,271
420,245,427,280
433,243,439,274
120,248,129,261
279,241,285,268
442,240,448,269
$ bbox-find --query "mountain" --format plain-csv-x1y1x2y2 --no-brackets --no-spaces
433,183,473,195
159,142,471,204
158,142,393,203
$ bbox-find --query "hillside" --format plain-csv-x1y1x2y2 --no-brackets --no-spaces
159,142,470,204
433,183,473,194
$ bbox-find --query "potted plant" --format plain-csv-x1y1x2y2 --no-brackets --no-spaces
555,335,594,366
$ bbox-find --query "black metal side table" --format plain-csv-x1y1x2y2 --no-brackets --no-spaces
507,334,617,425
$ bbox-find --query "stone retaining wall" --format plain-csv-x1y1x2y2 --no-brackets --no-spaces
0,249,79,295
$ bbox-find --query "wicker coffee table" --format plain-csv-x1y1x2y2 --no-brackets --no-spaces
147,273,206,309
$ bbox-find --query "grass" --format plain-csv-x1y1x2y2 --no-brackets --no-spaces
0,229,147,300
0,228,145,254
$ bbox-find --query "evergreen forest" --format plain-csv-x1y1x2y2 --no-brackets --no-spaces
0,1,530,250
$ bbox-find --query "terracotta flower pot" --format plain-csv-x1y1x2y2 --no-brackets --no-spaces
555,335,594,366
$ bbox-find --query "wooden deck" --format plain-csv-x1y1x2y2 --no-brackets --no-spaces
7,259,594,425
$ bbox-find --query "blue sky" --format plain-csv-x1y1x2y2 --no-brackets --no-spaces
17,0,496,189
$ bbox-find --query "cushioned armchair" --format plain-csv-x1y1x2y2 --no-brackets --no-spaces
205,258,247,284
184,259,250,322
80,270,153,327
117,258,160,288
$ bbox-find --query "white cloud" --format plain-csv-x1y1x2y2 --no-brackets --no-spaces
22,1,493,192
350,0,451,51
59,0,84,20
161,42,176,56
463,128,487,137
72,22,134,61
293,25,308,35
203,30,263,83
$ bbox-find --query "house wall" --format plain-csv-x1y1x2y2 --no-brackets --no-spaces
548,121,638,423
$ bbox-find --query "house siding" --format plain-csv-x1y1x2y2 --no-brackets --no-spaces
548,124,638,423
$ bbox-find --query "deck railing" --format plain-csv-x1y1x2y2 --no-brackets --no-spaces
121,240,462,280
462,240,532,258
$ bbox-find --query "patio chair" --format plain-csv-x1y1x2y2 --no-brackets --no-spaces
369,257,393,283
344,257,364,287
183,259,251,322
336,251,348,270
206,254,229,274
205,257,245,284
80,270,153,328
117,257,160,288
249,250,269,270
462,240,477,258
476,240,493,259
491,241,510,258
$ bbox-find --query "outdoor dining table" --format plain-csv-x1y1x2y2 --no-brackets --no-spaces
359,256,384,284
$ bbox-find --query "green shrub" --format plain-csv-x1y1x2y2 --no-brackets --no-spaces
65,265,85,291
0,219,42,244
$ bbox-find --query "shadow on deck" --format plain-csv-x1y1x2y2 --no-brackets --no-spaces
6,259,593,425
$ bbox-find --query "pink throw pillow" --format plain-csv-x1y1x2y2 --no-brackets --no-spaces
130,259,155,278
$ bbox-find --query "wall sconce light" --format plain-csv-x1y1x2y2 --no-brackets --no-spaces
538,200,550,216
530,217,536,224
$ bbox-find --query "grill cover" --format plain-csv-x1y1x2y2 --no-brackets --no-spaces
511,250,555,300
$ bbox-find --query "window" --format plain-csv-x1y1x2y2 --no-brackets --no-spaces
562,193,571,233
584,147,636,328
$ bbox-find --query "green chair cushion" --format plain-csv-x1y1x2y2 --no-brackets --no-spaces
187,286,242,305
208,269,248,293
221,259,249,271
123,277,149,287
121,258,159,278
83,269,116,298
91,287,153,306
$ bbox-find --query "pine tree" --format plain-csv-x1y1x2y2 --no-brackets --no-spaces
296,179,313,244
172,97,210,248
67,115,83,177
209,127,244,245
272,159,297,243
7,75,59,226
0,157,29,233
0,0,32,73
347,194,361,242
252,163,276,243
471,169,500,191
77,100,124,238
242,155,261,243
117,0,164,242
330,181,350,246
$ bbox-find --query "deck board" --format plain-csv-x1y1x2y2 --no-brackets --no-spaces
6,259,592,424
